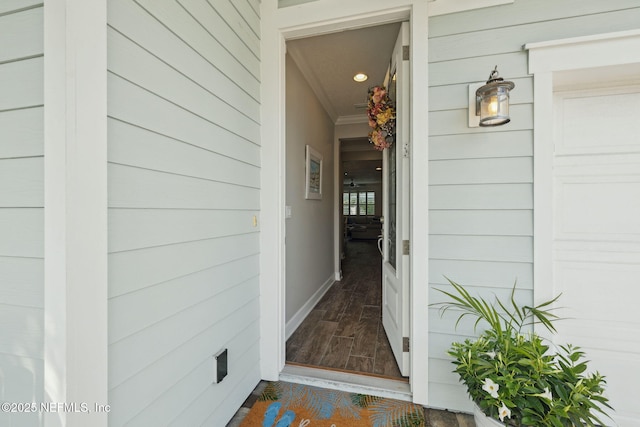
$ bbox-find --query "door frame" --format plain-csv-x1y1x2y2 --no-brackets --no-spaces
260,0,430,404
526,29,640,319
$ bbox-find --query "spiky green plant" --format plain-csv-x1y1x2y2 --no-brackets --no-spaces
433,278,612,427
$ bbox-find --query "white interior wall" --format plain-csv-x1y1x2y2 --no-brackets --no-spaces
285,54,336,326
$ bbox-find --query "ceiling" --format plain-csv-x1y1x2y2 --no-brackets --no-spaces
287,22,402,187
286,22,402,123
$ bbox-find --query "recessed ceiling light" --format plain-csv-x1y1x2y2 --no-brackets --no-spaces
353,73,368,82
375,167,382,171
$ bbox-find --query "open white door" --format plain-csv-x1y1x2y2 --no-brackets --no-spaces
381,22,410,377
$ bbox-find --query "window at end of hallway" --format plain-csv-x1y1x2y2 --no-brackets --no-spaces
343,191,375,216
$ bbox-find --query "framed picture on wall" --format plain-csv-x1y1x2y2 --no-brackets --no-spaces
305,145,323,200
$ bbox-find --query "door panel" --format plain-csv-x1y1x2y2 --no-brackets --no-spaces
382,22,410,376
552,85,640,427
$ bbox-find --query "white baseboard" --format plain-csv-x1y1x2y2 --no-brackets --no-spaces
285,275,335,340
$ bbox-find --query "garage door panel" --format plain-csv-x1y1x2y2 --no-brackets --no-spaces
552,83,640,427
581,349,640,427
554,262,640,325
557,88,640,156
555,179,640,241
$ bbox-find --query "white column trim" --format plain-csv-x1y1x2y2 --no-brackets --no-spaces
44,1,108,426
526,30,640,333
260,0,287,381
409,0,430,406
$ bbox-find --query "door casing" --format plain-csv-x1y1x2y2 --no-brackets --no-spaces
260,0,430,405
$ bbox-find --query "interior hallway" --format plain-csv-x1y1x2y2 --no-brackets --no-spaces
286,239,404,379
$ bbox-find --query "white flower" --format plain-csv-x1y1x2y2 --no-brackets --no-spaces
540,387,553,401
482,378,499,398
498,403,511,421
484,351,496,359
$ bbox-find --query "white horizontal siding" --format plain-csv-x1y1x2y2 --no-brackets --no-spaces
429,1,640,37
108,255,259,343
0,257,43,308
0,353,43,427
0,4,44,426
429,210,532,236
429,157,532,185
427,0,640,412
108,163,259,210
108,209,260,252
430,183,533,210
429,130,532,160
107,0,259,119
108,74,259,166
0,158,43,207
429,8,640,63
0,209,43,258
430,235,532,263
0,56,43,110
134,0,260,99
107,29,259,144
108,119,259,190
0,107,43,158
107,0,261,425
0,6,42,63
109,298,260,426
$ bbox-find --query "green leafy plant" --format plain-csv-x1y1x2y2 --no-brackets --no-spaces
433,278,612,426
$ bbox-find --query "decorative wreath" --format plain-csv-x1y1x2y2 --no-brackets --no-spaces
366,86,396,151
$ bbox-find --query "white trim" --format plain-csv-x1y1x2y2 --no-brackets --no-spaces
261,0,430,406
428,0,514,17
285,276,335,340
526,30,640,75
335,114,369,126
287,44,338,122
260,2,288,381
526,30,640,326
408,0,430,405
278,0,513,18
43,0,108,426
280,365,411,402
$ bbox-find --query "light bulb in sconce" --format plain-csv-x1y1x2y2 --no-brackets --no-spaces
474,66,515,127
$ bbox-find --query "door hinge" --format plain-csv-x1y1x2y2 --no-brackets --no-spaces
402,240,410,255
403,337,410,352
402,45,409,61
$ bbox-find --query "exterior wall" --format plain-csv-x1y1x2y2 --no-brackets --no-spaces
285,54,335,325
427,0,640,412
107,0,261,425
0,3,44,426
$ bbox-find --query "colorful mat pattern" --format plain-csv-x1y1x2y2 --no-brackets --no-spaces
239,381,425,427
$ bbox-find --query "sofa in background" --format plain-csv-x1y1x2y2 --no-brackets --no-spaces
345,216,382,240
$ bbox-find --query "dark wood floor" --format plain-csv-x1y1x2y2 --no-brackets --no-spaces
286,239,404,379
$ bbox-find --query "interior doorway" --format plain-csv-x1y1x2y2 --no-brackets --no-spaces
283,21,410,384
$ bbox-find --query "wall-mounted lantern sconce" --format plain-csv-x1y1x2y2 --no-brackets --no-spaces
468,66,515,127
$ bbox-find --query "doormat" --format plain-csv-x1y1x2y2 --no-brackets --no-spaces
239,381,425,427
